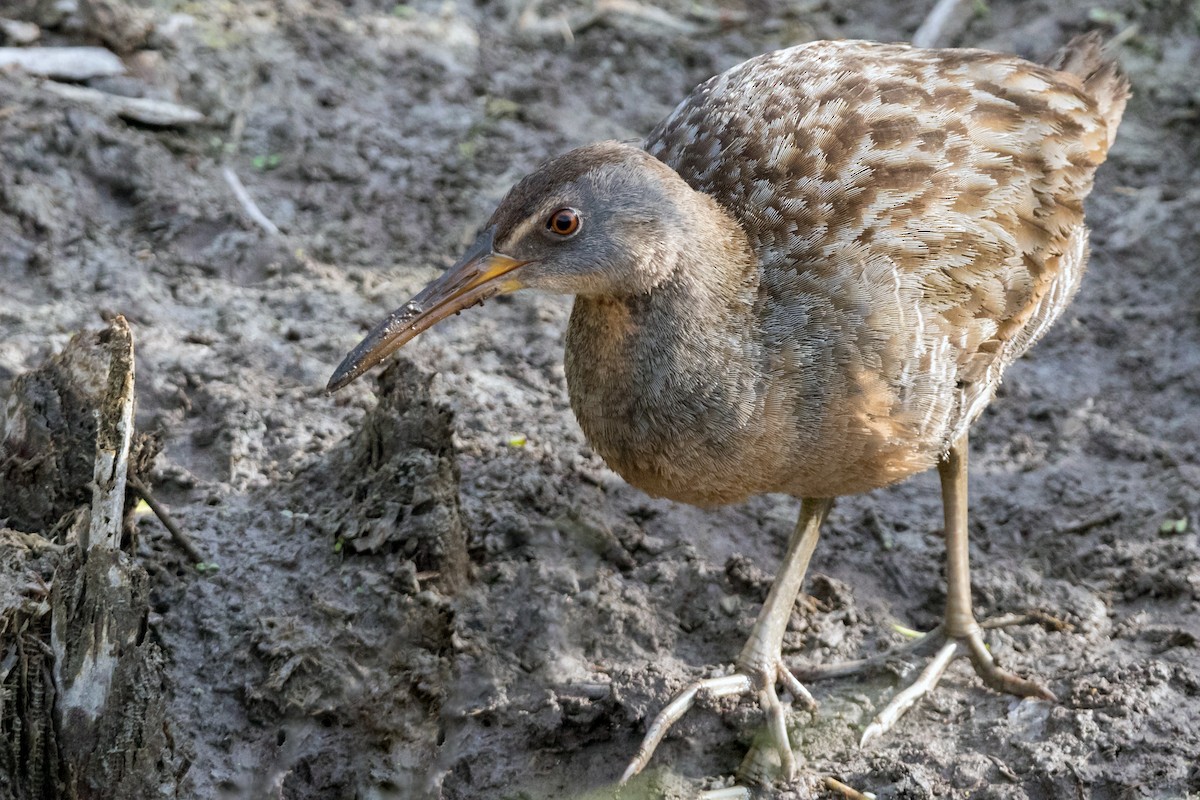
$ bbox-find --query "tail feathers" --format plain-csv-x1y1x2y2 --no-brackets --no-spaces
1047,31,1131,148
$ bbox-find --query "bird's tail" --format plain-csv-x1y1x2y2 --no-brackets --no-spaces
1047,31,1131,148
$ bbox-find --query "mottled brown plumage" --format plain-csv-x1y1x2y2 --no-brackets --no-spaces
565,36,1127,505
329,33,1128,786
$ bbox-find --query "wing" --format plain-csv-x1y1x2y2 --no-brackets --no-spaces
646,38,1125,446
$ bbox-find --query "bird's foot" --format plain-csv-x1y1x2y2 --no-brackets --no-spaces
854,618,1056,747
792,613,1058,684
620,660,817,785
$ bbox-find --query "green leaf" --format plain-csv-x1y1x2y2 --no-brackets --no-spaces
1159,517,1189,535
891,622,925,639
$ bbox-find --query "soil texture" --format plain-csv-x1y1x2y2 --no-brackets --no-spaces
1,0,1198,798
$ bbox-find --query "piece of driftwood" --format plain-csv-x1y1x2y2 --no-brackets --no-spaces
0,46,124,80
43,81,205,127
0,317,177,799
83,316,134,552
49,533,171,799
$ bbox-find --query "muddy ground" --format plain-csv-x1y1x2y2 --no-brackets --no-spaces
1,0,1199,798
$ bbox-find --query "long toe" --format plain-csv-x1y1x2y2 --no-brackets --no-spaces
621,672,753,784
857,622,1055,747
963,631,1057,702
620,658,816,785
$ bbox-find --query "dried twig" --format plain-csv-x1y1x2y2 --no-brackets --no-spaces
1055,508,1120,535
223,166,281,236
128,476,204,565
42,81,205,127
823,776,873,800
912,0,969,48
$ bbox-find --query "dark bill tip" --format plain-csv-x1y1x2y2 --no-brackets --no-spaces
325,227,526,393
325,302,424,393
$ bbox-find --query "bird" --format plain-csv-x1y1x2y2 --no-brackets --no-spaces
327,33,1128,785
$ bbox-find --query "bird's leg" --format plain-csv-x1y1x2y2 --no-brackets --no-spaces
859,432,1055,746
620,497,833,785
731,497,831,776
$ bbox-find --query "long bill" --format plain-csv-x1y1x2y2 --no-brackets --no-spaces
326,227,527,392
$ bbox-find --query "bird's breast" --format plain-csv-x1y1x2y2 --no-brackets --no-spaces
563,286,958,505
564,294,781,506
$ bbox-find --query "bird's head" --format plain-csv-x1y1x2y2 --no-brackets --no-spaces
327,140,701,392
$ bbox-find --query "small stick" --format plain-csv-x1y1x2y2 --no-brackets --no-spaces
222,166,281,236
43,82,205,126
912,0,968,48
1055,508,1120,535
823,776,873,800
128,476,205,564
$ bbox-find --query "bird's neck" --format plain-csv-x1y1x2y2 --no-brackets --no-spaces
563,219,768,504
568,256,760,375
568,207,761,380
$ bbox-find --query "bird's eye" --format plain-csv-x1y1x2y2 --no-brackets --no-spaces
546,207,581,238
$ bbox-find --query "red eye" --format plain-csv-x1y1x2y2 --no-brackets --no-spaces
546,207,581,237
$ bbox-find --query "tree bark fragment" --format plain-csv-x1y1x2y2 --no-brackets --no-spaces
0,317,177,800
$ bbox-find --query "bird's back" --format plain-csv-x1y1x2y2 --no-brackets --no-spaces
645,36,1127,492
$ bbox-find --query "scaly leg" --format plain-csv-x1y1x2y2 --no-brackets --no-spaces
620,497,834,784
859,432,1055,746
